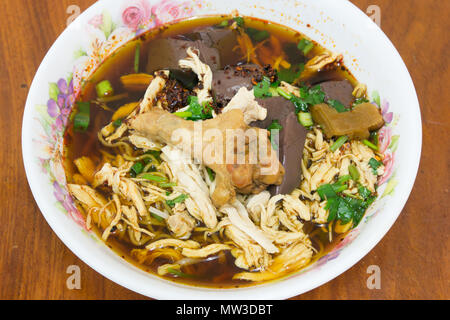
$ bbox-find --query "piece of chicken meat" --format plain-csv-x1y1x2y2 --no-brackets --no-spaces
128,108,285,207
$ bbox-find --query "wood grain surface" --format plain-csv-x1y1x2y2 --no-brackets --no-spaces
0,0,448,300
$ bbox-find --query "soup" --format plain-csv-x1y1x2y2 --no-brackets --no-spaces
64,16,386,288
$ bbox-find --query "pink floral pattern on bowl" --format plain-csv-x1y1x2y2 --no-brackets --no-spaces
32,0,401,284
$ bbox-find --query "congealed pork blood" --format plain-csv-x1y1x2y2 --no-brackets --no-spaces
319,79,354,107
251,97,308,195
145,38,221,72
194,28,241,66
212,64,262,105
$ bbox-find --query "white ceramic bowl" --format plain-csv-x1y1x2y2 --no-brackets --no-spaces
22,0,421,299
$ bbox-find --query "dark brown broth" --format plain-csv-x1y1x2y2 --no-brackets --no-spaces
64,16,354,288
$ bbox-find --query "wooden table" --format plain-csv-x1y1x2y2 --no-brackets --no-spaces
0,0,448,300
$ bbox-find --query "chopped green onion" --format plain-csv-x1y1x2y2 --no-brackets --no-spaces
277,87,292,100
96,80,114,98
174,111,193,118
369,131,379,147
139,173,168,182
149,206,169,220
267,119,283,131
113,119,122,128
206,167,215,182
348,164,360,181
151,212,164,222
297,39,314,55
167,268,195,278
217,20,229,28
134,42,141,73
97,92,129,104
330,135,348,152
130,162,144,176
73,102,90,132
298,112,313,127
363,139,379,151
159,182,177,188
268,87,280,97
267,120,283,151
332,184,348,193
166,194,189,207
246,28,270,42
337,174,352,185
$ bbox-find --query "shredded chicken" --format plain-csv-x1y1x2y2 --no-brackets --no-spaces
167,209,197,239
233,239,313,281
220,201,278,254
181,244,232,258
225,225,271,271
222,87,267,124
179,47,212,104
93,162,148,216
162,146,219,228
145,239,200,251
128,134,162,151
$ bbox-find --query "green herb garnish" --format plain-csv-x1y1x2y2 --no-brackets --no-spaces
166,194,189,208
328,99,347,113
131,162,144,176
96,80,114,98
348,164,360,181
277,63,304,84
140,174,168,182
73,102,90,132
253,76,272,98
233,17,245,27
134,42,141,73
267,120,283,150
297,39,314,55
330,135,349,152
297,112,313,127
368,158,382,175
353,97,369,107
113,119,122,128
363,139,379,151
206,167,215,181
167,268,195,278
246,27,270,42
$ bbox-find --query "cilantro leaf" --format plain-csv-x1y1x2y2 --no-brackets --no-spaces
182,96,213,121
290,85,325,113
328,99,348,113
353,97,369,107
368,158,382,175
233,17,245,27
253,76,272,98
277,63,304,84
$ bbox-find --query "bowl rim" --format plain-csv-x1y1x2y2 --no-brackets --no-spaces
22,0,422,300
